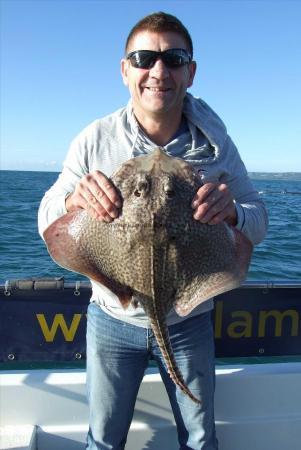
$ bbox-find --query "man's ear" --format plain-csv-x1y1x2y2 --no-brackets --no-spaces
187,61,197,88
121,59,129,86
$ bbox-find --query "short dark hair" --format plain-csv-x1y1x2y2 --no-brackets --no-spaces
125,12,193,57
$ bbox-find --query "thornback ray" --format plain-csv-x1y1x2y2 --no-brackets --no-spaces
43,147,253,404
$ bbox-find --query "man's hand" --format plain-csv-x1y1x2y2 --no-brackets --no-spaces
191,182,237,226
65,171,121,222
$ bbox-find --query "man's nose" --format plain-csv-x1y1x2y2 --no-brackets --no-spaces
149,58,170,78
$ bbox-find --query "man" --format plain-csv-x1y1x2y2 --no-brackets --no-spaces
39,12,268,450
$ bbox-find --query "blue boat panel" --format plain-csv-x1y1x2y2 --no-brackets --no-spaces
0,279,301,363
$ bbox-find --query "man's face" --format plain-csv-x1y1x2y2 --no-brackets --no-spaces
121,31,196,121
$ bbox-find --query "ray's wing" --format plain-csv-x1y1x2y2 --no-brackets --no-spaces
171,222,253,317
43,211,99,278
43,209,154,307
43,210,132,306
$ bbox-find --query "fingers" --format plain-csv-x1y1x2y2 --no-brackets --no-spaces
91,171,121,208
84,172,121,221
191,183,237,225
66,171,122,222
191,183,216,207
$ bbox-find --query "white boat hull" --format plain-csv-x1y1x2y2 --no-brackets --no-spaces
1,363,301,449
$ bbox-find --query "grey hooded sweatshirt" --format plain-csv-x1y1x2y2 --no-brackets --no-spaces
38,93,268,327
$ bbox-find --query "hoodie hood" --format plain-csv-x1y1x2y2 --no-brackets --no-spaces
183,93,228,157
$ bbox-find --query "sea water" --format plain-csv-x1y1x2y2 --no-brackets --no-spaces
0,170,300,283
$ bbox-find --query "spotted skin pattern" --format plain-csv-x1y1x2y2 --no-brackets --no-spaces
44,148,253,404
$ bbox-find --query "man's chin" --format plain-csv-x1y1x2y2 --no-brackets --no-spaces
141,99,174,115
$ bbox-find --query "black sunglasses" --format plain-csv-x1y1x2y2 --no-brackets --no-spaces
126,48,192,69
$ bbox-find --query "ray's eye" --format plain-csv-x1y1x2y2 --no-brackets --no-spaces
165,189,175,198
164,184,175,198
163,177,175,198
133,177,150,198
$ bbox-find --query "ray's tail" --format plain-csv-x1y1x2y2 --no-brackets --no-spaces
145,299,201,405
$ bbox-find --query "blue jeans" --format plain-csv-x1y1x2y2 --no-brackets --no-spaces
86,302,218,450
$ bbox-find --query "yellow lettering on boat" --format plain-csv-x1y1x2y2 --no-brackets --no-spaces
214,301,223,338
36,314,82,342
227,311,253,338
258,310,299,337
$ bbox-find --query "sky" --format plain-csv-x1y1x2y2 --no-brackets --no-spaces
1,0,301,172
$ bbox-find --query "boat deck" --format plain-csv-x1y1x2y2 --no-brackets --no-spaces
2,362,301,450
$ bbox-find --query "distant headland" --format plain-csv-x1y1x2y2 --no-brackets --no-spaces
248,172,301,181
